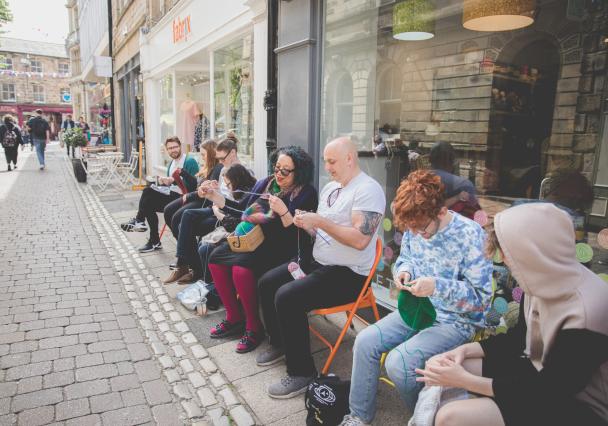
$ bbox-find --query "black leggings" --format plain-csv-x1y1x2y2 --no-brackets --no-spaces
163,195,206,239
4,146,17,166
258,261,366,376
135,187,179,243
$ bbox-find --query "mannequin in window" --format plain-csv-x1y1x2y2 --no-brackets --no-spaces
177,92,201,151
193,109,210,152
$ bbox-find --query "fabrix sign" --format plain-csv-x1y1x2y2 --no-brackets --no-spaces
173,15,191,44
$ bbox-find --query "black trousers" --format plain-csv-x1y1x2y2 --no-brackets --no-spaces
176,208,217,273
163,195,206,239
4,146,17,166
135,187,179,243
258,261,366,377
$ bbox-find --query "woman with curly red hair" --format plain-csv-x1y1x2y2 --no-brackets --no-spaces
340,170,493,426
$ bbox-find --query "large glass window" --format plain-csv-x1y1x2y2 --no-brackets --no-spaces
213,34,254,171
320,0,608,308
159,73,175,164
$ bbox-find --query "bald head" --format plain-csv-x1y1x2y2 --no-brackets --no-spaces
323,136,360,185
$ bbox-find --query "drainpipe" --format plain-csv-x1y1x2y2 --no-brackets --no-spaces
107,0,117,146
263,0,278,174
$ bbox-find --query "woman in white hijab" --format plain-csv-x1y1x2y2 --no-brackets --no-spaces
415,203,608,426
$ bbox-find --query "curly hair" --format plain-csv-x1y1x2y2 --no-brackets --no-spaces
546,168,594,211
393,170,446,231
271,145,314,187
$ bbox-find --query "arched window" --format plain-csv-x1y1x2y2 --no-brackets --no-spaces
377,66,402,134
336,73,353,135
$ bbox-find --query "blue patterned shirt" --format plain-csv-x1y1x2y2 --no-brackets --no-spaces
394,212,493,332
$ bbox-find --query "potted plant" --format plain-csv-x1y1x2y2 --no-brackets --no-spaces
64,127,88,182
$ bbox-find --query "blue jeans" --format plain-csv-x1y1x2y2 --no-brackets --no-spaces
349,311,473,423
176,207,216,274
33,138,45,166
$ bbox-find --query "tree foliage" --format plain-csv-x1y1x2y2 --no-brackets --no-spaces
0,0,12,27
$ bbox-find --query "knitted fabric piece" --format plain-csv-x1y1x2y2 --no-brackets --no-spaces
397,291,436,331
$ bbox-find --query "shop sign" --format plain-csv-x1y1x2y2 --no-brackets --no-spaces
94,56,113,78
0,105,18,113
103,84,111,98
61,92,72,103
172,15,191,44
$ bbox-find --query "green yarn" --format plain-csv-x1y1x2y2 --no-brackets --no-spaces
397,291,436,331
235,221,255,236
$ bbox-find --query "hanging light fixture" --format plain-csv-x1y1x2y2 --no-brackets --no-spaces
393,0,435,41
463,0,535,32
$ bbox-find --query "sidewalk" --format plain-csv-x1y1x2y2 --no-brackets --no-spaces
92,163,406,424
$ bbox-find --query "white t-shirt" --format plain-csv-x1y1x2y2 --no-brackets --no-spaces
313,171,386,276
168,154,187,194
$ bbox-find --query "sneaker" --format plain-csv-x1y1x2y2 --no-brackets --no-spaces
13,164,17,169
39,165,44,170
138,240,162,253
121,218,148,232
236,330,264,354
256,345,285,366
7,165,11,171
267,375,313,399
340,414,370,426
169,262,178,270
163,266,190,284
210,319,245,339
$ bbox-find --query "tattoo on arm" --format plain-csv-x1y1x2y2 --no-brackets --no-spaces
356,211,383,236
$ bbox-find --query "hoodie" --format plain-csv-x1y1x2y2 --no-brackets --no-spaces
482,203,608,424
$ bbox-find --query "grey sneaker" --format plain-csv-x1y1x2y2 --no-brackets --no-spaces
121,218,148,232
267,375,313,399
339,414,370,426
256,345,285,366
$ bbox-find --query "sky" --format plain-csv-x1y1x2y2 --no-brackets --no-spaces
2,0,69,44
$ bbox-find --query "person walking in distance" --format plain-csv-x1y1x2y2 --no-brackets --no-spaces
62,114,76,156
0,115,23,171
26,109,50,170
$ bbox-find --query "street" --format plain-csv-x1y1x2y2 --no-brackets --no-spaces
0,144,251,425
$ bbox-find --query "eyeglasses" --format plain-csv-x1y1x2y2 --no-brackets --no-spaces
327,187,342,207
411,218,438,236
274,166,295,177
216,152,230,161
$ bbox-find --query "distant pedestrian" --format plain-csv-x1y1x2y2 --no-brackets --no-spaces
62,114,76,156
0,115,23,171
78,116,90,143
26,109,50,170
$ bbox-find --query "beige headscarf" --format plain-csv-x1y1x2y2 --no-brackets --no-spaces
494,203,608,417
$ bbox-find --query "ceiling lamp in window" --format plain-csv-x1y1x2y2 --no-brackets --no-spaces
463,0,535,32
393,0,435,41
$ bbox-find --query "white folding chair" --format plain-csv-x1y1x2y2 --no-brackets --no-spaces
116,149,139,187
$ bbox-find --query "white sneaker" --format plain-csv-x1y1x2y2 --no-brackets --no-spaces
340,414,370,426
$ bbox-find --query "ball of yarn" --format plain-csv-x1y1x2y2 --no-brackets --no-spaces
575,242,593,263
492,249,503,264
496,325,508,335
473,210,488,226
504,302,520,329
486,308,501,326
493,297,508,314
511,286,523,303
598,228,608,250
235,221,255,236
393,232,403,246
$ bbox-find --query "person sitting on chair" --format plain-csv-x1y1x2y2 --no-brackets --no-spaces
256,137,386,399
200,146,318,354
416,203,608,426
340,170,493,426
120,136,199,253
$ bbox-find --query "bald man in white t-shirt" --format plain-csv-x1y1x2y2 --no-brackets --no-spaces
257,137,386,399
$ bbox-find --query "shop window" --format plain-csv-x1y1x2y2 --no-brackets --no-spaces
213,34,254,170
32,84,44,103
1,83,15,102
335,73,353,135
58,62,69,75
320,0,608,309
159,73,175,159
1,56,13,70
30,59,42,73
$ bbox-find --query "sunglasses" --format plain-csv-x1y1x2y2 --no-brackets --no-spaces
274,166,295,177
327,187,341,207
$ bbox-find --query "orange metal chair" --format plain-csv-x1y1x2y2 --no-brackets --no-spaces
159,223,167,240
309,238,383,375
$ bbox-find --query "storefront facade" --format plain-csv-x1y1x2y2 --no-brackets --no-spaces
140,0,268,177
277,0,608,309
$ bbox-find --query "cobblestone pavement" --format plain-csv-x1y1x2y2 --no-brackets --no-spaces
0,145,255,426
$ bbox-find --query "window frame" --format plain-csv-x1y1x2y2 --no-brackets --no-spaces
1,83,16,102
58,62,69,75
30,59,43,73
1,56,13,70
32,84,45,103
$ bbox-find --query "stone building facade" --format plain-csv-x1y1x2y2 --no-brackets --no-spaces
0,37,72,136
